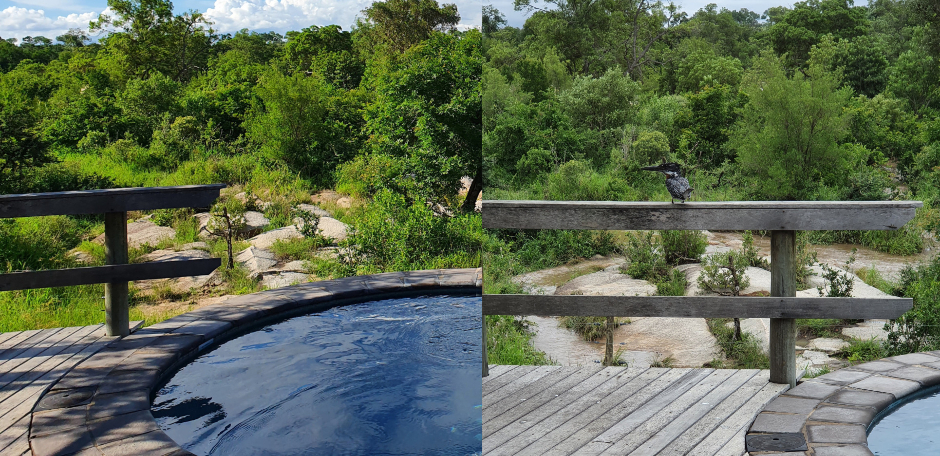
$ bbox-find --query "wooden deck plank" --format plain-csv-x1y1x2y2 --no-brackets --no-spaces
0,325,103,405
658,370,772,456
482,364,516,384
0,330,49,364
0,327,113,437
484,367,650,453
484,366,604,430
611,369,758,456
484,366,562,403
562,368,717,456
0,325,100,392
687,381,789,455
590,369,738,455
0,331,23,349
503,368,684,456
0,414,30,454
0,327,76,376
483,365,533,394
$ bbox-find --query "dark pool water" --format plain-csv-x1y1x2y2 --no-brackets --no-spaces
152,295,482,456
867,384,940,455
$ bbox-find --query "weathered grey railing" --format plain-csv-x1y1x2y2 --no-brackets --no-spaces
482,200,921,387
0,185,225,336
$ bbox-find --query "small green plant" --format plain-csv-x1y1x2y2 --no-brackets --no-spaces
622,231,669,281
207,198,247,269
854,265,896,295
656,268,688,296
804,365,832,378
659,230,707,265
486,315,554,365
797,319,843,338
651,355,676,368
560,316,628,341
699,251,750,340
816,249,856,298
841,337,887,364
707,318,769,369
741,230,769,269
796,231,819,287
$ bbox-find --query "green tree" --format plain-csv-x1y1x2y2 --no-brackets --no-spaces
358,0,460,53
90,0,217,81
283,25,364,89
364,30,482,210
731,51,853,200
767,0,869,67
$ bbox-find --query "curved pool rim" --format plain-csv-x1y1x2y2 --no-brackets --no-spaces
745,351,940,455
28,268,482,456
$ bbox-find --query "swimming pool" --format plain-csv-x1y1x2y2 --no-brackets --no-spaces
867,383,940,455
152,295,482,455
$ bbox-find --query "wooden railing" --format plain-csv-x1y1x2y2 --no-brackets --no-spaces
0,185,225,336
482,200,921,386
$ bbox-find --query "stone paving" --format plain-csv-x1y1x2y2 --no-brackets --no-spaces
27,268,482,456
746,351,940,455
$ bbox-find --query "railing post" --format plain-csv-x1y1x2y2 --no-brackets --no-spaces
770,230,796,387
482,315,489,377
104,211,129,337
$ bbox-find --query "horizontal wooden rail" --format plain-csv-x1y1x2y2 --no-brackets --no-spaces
0,184,226,218
482,200,922,231
0,259,221,292
483,295,913,320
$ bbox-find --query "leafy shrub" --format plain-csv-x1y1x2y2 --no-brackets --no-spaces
544,160,631,201
660,230,707,265
560,316,627,341
741,230,769,269
622,231,669,281
707,318,769,369
656,268,688,296
842,337,887,364
885,256,940,355
485,315,553,365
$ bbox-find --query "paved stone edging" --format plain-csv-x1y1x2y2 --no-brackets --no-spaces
747,351,940,455
27,268,482,456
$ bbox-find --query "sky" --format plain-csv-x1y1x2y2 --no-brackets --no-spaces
0,0,484,41
487,0,797,28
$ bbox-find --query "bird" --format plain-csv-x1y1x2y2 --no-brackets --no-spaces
641,162,693,203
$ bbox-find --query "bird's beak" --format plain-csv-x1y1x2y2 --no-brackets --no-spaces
641,165,664,172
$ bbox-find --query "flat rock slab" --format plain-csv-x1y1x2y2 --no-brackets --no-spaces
317,216,348,242
248,225,304,249
808,338,850,353
295,203,331,218
261,272,310,289
235,246,277,278
614,317,720,368
195,211,270,237
554,265,656,297
511,256,625,295
685,265,771,296
842,320,889,341
94,219,175,249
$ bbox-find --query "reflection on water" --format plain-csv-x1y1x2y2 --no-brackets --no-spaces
153,296,483,456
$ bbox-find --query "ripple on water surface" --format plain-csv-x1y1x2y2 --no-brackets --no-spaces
868,384,940,455
152,295,482,456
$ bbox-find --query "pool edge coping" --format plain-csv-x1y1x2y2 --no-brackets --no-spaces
27,268,483,456
746,351,940,455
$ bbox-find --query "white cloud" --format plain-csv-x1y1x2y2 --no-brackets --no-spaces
0,6,100,41
204,0,481,34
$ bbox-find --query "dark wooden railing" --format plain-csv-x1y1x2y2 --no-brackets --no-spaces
482,200,921,386
0,185,225,336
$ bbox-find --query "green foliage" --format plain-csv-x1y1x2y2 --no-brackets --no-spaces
544,160,631,201
359,0,460,53
816,250,856,297
796,231,819,288
732,51,854,200
842,337,887,364
558,68,640,131
324,190,481,275
656,269,689,296
485,315,553,365
854,264,896,295
698,250,750,296
270,237,329,262
767,0,870,67
675,84,743,168
885,255,940,355
560,316,627,341
631,131,671,165
740,231,769,269
707,318,769,369
797,318,842,338
622,232,669,282
660,230,707,265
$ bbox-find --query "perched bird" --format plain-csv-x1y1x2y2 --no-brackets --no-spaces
641,162,693,203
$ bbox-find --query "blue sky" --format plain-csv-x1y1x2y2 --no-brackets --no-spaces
0,0,484,41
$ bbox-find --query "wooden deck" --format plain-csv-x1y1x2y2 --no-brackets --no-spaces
483,365,790,456
0,323,141,455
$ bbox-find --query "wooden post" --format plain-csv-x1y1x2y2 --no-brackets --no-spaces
770,230,796,387
482,315,489,377
604,316,614,366
104,212,129,337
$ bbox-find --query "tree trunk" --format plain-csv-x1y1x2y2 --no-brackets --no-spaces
733,317,742,341
460,166,483,213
